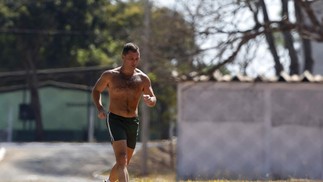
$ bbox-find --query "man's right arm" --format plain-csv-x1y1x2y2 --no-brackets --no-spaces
92,89,104,112
92,72,110,118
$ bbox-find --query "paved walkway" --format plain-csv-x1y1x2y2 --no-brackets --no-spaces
0,142,118,182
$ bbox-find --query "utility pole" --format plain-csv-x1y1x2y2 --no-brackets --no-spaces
140,0,151,176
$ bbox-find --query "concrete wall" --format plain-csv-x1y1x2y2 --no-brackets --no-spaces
311,41,323,75
177,82,323,180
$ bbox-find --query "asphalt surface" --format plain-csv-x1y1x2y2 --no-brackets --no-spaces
0,142,119,182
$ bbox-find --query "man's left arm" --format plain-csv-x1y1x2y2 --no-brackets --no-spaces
142,76,157,107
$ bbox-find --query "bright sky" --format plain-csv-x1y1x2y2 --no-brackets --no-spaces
152,0,176,8
151,0,309,77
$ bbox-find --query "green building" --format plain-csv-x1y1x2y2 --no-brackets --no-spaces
0,81,109,142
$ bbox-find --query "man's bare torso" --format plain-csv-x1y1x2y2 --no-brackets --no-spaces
106,67,145,117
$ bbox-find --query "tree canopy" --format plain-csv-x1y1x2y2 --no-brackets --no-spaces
0,0,198,140
175,0,323,77
3,0,322,140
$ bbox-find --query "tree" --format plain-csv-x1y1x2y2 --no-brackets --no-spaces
116,2,199,139
294,0,315,72
141,6,198,138
0,0,145,140
0,0,199,141
174,0,323,77
281,0,299,75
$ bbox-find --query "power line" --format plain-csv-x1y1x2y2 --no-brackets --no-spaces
2,0,102,5
0,66,110,78
0,28,94,35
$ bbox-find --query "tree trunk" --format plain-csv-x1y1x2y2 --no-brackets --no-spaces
259,0,283,76
281,0,299,75
18,34,44,141
25,50,44,141
302,39,314,72
294,0,314,72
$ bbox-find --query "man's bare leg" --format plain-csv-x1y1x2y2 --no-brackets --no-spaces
108,165,118,182
108,141,135,182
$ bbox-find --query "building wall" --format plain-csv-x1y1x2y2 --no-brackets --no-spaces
312,42,323,74
0,86,109,141
177,82,323,180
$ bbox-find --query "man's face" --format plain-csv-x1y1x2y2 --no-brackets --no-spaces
122,51,140,69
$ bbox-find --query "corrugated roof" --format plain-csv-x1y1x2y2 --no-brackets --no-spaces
0,81,92,93
177,71,323,83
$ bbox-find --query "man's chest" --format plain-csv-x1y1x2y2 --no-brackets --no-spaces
109,75,143,93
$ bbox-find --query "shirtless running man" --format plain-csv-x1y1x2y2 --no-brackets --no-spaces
92,42,157,182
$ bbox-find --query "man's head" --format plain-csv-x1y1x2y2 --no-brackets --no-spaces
121,43,140,69
122,42,140,56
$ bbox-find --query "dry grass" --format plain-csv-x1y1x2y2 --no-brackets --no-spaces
129,141,176,181
101,140,176,181
104,140,322,182
130,178,322,182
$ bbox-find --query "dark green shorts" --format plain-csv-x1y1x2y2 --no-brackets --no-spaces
106,112,139,149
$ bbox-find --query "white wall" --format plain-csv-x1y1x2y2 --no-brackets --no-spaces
312,41,323,74
177,82,323,180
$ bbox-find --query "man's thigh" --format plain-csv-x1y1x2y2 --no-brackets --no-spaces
126,147,135,164
112,140,128,159
111,141,135,164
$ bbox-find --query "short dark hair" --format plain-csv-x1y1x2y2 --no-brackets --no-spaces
122,42,140,55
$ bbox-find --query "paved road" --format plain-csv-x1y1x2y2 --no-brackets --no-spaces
0,142,118,182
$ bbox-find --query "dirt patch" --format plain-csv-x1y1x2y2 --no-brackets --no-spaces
0,143,114,182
